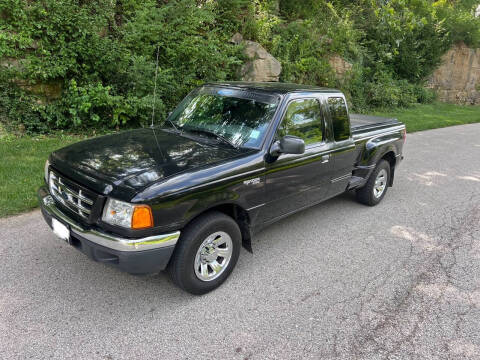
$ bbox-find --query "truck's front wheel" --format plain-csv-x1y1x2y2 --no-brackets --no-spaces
356,159,390,206
167,211,241,295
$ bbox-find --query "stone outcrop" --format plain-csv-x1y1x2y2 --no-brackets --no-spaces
1,46,62,103
328,55,352,79
20,81,63,101
231,33,282,82
230,32,243,46
427,43,480,105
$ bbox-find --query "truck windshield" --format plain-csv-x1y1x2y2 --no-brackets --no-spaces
166,87,279,149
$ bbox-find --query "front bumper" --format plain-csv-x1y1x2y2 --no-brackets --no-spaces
38,186,180,274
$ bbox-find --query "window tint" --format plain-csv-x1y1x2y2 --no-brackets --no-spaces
278,99,323,145
168,87,279,149
328,97,350,141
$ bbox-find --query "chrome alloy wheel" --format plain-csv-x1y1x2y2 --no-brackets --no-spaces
373,168,388,198
194,231,233,282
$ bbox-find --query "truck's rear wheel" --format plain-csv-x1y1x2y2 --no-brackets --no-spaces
356,160,390,206
167,211,241,295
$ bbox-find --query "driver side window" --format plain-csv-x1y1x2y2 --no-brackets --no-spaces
278,99,324,145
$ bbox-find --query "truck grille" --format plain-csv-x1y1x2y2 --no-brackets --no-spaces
48,170,95,219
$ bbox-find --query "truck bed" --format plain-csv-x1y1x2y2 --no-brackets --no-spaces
350,114,400,135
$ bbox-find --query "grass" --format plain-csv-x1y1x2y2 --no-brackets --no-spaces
0,135,83,217
1,102,479,217
373,102,480,132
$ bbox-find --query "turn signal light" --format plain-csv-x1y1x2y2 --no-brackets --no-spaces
132,205,153,229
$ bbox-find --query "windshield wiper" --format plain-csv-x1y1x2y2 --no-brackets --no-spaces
184,127,239,149
164,118,180,133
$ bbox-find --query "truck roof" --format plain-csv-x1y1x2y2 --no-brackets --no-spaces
207,81,341,95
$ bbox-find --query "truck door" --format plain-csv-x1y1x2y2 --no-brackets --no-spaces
325,96,357,197
262,97,334,223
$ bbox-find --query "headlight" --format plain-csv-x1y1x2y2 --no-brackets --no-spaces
102,198,153,229
44,160,50,184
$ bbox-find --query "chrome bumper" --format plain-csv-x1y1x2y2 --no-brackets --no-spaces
38,186,180,252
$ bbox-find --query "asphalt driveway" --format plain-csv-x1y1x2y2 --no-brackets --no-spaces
1,123,479,359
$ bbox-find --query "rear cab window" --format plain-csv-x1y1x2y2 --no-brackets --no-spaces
327,97,350,142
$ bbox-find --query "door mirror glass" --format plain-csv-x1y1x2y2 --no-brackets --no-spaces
270,135,305,156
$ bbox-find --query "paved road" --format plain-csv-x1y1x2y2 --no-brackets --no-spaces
1,124,479,359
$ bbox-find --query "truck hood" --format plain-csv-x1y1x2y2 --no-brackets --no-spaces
50,128,242,200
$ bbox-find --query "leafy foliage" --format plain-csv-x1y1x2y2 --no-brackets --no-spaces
359,0,451,82
0,0,479,133
0,72,48,134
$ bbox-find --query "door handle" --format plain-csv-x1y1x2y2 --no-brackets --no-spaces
321,154,330,163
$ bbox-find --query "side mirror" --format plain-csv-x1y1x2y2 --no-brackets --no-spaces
270,135,305,156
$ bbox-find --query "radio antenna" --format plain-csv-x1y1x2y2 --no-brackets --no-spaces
150,45,160,128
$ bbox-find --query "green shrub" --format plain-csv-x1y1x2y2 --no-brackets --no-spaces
343,67,436,112
0,82,47,134
436,0,480,48
0,0,244,132
0,0,478,134
259,2,362,87
46,80,151,129
123,0,243,112
268,20,334,86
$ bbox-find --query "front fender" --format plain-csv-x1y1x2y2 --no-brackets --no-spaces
145,168,266,233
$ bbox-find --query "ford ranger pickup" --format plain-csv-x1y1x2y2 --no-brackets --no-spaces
38,82,406,294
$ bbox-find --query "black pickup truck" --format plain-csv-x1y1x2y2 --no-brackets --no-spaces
38,82,405,294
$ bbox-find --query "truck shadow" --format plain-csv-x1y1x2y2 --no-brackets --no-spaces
27,189,374,309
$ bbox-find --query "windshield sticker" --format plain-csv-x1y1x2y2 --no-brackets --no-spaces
217,89,235,97
250,130,260,139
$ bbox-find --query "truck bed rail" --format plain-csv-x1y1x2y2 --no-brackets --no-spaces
350,114,400,134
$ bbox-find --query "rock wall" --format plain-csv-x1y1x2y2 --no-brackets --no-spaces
428,43,480,105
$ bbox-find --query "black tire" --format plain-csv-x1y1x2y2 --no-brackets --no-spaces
356,159,391,206
167,211,241,295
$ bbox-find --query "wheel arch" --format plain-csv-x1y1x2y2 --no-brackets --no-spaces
379,150,397,186
184,202,253,253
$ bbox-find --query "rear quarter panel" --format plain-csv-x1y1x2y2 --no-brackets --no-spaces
352,125,405,179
